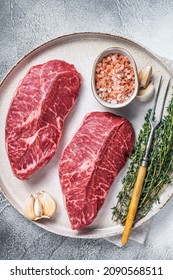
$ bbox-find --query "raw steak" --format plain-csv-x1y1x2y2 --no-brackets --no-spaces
5,60,81,180
59,112,135,230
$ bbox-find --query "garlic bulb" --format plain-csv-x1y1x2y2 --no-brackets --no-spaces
138,65,152,89
23,191,57,221
137,82,155,102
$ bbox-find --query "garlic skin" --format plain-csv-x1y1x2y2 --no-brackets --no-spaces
23,195,36,220
38,191,56,217
137,82,155,102
23,191,57,221
138,66,152,89
34,197,43,217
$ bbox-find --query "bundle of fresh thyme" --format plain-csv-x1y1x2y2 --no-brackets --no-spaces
112,94,173,225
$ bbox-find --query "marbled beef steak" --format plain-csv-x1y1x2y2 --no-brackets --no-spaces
5,60,81,180
59,112,135,230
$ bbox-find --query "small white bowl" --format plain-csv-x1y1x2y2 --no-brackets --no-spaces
91,47,139,109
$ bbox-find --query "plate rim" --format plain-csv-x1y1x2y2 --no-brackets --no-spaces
0,32,172,239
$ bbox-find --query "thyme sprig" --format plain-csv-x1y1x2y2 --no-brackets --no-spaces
112,94,173,225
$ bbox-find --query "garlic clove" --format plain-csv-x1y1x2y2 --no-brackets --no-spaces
23,195,36,220
138,65,152,89
34,197,43,218
38,191,56,217
137,82,155,102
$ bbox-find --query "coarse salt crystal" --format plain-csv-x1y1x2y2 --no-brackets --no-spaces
127,75,132,79
117,97,122,101
111,100,118,104
117,74,122,79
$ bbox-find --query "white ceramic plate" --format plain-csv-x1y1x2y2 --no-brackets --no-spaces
0,33,172,238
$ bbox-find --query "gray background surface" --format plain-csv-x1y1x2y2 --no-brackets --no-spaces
1,0,173,260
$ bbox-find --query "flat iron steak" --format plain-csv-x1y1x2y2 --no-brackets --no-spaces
5,60,81,180
59,112,135,230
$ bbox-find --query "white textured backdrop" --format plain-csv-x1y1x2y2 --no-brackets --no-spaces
1,0,173,259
